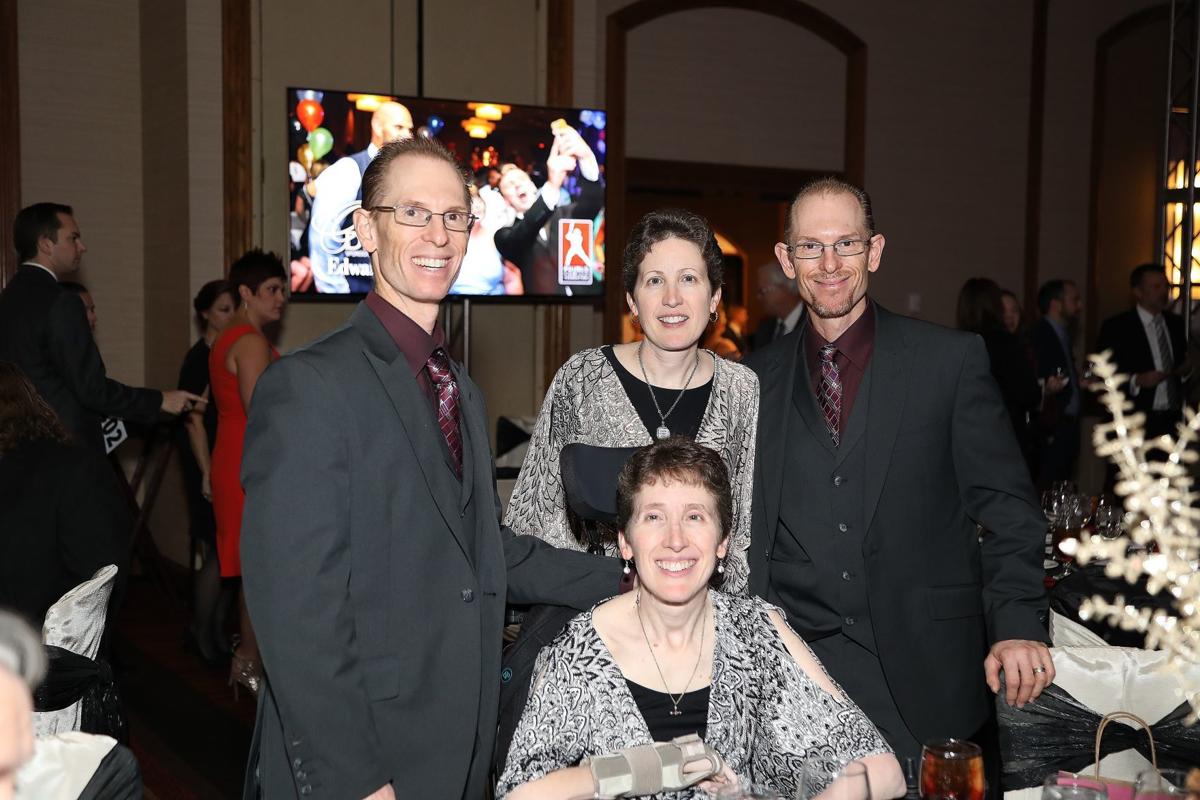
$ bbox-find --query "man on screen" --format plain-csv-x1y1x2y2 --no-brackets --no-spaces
306,100,413,294
494,122,603,296
240,137,620,799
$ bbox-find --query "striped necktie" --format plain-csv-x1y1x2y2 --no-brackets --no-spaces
818,344,842,447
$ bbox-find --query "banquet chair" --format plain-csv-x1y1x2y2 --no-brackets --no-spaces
999,612,1200,800
34,565,119,737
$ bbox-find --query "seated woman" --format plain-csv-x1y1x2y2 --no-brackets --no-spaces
0,361,129,628
504,208,758,595
497,438,905,800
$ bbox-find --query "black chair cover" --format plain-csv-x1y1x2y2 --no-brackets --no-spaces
997,682,1200,789
32,645,128,743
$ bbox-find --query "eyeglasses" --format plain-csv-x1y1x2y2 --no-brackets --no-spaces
785,238,871,260
366,204,477,232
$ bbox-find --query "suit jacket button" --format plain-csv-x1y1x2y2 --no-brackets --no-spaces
299,786,312,795
845,616,856,626
296,770,307,780
293,758,303,769
837,523,848,532
462,589,474,602
841,571,851,581
833,475,844,486
291,740,302,748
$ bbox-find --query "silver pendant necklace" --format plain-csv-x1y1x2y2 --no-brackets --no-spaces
635,588,708,716
636,342,701,440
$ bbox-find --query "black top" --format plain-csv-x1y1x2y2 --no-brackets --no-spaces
626,679,710,741
603,346,713,441
178,338,218,448
0,439,130,626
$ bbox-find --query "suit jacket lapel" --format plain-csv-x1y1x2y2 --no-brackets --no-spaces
863,306,912,537
353,306,473,564
455,365,481,514
756,327,803,559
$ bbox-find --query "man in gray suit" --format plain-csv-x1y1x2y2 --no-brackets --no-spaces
240,137,621,799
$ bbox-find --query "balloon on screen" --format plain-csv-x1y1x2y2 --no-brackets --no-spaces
307,127,333,160
296,144,315,173
296,99,325,133
295,89,324,103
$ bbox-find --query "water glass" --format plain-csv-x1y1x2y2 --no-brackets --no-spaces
1134,769,1189,800
919,739,984,800
1042,774,1108,800
1093,495,1123,540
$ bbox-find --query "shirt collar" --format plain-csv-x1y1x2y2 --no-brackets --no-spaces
21,261,57,282
805,299,876,370
1136,305,1160,325
364,291,446,377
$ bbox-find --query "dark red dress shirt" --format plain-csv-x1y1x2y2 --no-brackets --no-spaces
805,301,876,435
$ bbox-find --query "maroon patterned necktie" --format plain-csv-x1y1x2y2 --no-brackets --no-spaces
425,348,463,477
818,343,842,447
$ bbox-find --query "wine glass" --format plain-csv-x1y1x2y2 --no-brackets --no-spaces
919,739,984,800
797,758,871,800
1042,774,1108,800
1134,769,1189,800
1093,495,1123,541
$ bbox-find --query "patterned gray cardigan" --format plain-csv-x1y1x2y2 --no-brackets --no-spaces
496,592,892,799
502,347,759,595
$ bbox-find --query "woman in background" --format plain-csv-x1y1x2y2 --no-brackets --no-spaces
957,278,1041,474
209,251,287,695
178,280,236,664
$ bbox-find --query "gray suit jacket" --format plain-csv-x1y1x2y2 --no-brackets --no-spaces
746,304,1048,742
240,304,620,799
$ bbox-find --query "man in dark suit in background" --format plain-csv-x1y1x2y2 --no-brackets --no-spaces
494,124,603,296
1030,279,1081,488
240,137,620,800
747,177,1051,783
750,260,805,352
0,203,200,451
1096,264,1190,441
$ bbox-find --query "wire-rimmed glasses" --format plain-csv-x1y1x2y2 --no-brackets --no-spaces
785,238,872,260
365,204,477,232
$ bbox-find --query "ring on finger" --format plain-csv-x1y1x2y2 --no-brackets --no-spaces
1032,665,1047,675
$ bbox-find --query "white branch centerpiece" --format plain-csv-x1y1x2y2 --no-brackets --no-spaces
1071,351,1200,722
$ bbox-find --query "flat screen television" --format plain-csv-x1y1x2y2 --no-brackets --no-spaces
286,88,607,300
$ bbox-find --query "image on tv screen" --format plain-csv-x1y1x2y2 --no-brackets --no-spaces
287,88,606,299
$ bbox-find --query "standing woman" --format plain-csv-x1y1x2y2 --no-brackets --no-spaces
209,251,287,695
504,208,759,594
178,280,236,663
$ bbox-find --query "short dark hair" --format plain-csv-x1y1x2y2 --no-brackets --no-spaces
956,277,1005,336
228,250,286,307
622,209,723,296
1036,279,1072,314
59,281,89,296
360,137,470,211
13,203,73,262
784,176,875,245
193,279,234,327
1129,263,1165,289
615,437,733,542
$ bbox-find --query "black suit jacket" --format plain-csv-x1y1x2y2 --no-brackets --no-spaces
1030,317,1077,429
494,177,604,296
0,265,161,450
1095,308,1188,413
240,304,620,799
0,439,130,627
746,305,1048,742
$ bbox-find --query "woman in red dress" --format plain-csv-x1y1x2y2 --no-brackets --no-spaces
208,250,287,695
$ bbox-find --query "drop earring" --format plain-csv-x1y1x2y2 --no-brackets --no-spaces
623,559,632,575
717,558,725,575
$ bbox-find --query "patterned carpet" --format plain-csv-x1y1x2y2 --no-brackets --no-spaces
112,576,255,799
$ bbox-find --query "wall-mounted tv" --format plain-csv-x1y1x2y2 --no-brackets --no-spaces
286,88,607,300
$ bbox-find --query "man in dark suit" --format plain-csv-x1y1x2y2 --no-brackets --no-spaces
749,260,805,352
0,203,201,451
240,137,621,800
494,124,603,296
1030,279,1082,488
1096,264,1190,441
746,177,1051,781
